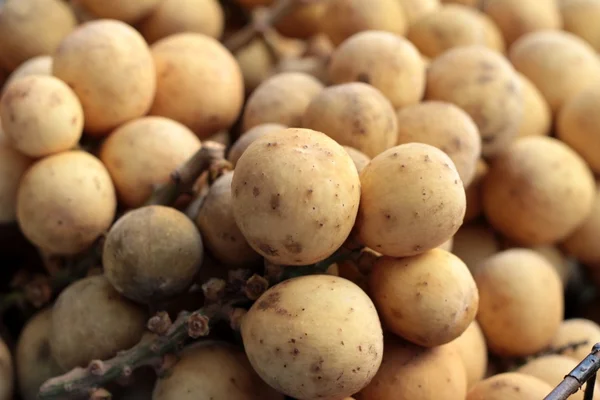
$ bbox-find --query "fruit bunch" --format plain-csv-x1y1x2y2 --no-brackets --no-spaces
0,0,599,399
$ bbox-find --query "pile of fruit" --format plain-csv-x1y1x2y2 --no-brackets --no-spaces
0,0,600,399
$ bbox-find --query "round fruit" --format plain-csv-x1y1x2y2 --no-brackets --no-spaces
329,31,425,109
99,116,201,208
275,2,328,39
104,205,203,304
321,0,407,46
16,151,116,255
0,123,32,224
557,86,600,174
397,0,440,24
232,128,360,265
0,0,76,71
464,159,488,222
228,123,287,166
550,318,600,362
50,275,147,370
2,55,52,91
509,30,600,112
562,187,600,265
482,136,596,245
532,245,573,287
302,82,398,158
407,5,494,59
369,248,479,347
483,0,562,46
517,355,599,400
0,75,83,157
235,38,276,94
395,101,481,187
75,0,160,23
451,222,500,275
149,33,244,139
16,308,63,400
516,72,551,137
425,45,522,157
153,341,283,399
450,320,488,389
560,0,600,51
241,274,383,400
474,249,564,356
53,19,156,136
467,372,553,400
355,143,466,257
343,146,371,173
242,72,324,132
356,338,467,400
138,0,224,44
195,172,261,266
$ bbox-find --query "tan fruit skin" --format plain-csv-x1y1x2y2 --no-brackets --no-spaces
356,338,467,400
516,72,551,137
482,136,595,245
77,0,161,23
451,320,488,389
195,172,261,266
0,126,32,224
16,308,63,400
426,45,523,157
3,55,52,92
356,143,466,257
474,249,564,357
53,20,156,136
153,341,283,400
550,319,600,362
242,72,324,132
49,275,147,370
228,123,287,166
302,82,398,158
0,75,83,157
329,31,425,110
369,249,479,347
232,128,361,266
467,372,553,400
150,33,243,139
395,101,481,187
241,275,384,400
99,116,201,208
562,188,600,265
451,222,500,275
103,205,203,304
16,151,116,255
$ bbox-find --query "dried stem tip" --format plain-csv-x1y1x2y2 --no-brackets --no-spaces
187,312,210,339
244,275,270,300
148,311,172,336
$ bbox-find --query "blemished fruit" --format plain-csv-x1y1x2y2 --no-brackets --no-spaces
355,143,466,257
16,308,63,400
509,30,600,113
99,116,201,208
150,33,244,139
49,275,147,370
302,82,398,158
153,341,284,399
52,19,156,136
137,0,225,44
355,337,467,400
549,319,600,362
369,249,479,347
0,0,77,71
425,45,523,157
474,249,564,356
329,31,425,110
103,205,204,304
482,136,596,245
0,121,33,224
242,72,324,132
467,372,554,400
2,55,52,92
450,320,488,389
241,274,384,400
16,150,117,255
395,101,481,187
321,0,408,46
231,128,360,265
0,75,83,157
74,0,161,23
195,171,261,266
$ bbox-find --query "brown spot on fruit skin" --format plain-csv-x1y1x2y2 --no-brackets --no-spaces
258,242,278,256
270,194,280,210
283,236,303,254
253,187,260,197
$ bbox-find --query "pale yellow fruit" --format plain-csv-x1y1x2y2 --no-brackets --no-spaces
549,319,600,362
397,0,440,24
562,187,600,265
561,0,600,51
75,0,160,23
451,222,500,275
451,320,488,388
464,159,488,223
241,275,384,400
3,55,52,92
228,123,287,166
235,38,276,94
516,72,552,137
343,146,371,173
467,372,553,400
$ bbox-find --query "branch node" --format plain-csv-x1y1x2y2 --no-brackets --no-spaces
187,312,210,339
147,311,172,336
243,274,269,300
